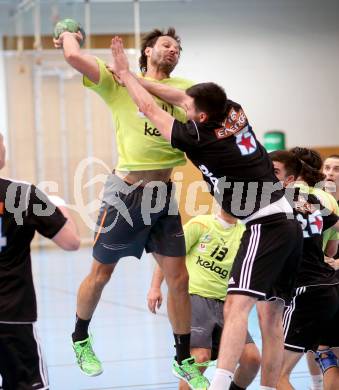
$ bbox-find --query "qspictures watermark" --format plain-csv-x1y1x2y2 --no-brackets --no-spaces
3,157,333,232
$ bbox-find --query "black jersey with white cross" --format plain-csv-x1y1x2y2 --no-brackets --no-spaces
171,100,284,219
290,187,339,287
0,178,67,322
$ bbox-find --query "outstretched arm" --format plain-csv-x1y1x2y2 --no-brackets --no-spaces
138,78,190,109
106,64,190,110
54,31,100,84
111,36,177,141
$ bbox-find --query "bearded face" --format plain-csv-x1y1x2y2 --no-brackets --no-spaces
146,36,180,76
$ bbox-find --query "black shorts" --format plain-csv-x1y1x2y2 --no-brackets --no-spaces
227,213,303,304
319,307,339,348
93,174,186,264
317,284,339,349
190,294,254,361
283,284,339,352
0,323,49,390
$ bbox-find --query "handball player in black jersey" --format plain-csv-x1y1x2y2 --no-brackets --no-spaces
0,134,80,390
110,36,303,390
270,150,339,390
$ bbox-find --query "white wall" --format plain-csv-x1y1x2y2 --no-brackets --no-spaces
1,0,339,147
140,0,339,147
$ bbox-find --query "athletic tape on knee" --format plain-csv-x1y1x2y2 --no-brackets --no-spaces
315,349,338,374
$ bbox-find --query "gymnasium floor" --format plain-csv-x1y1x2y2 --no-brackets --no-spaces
32,247,311,390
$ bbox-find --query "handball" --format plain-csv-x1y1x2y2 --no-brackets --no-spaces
54,18,86,47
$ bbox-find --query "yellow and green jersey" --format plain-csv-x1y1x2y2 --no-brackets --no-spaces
184,214,245,301
84,58,193,171
294,183,339,249
319,191,339,250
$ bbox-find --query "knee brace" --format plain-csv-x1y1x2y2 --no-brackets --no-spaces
315,349,338,374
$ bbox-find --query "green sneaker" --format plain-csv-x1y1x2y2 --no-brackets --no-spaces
72,336,103,376
172,357,210,390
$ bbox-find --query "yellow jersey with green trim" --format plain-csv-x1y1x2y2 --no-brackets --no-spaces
318,190,339,249
83,58,193,171
184,214,245,301
294,183,339,249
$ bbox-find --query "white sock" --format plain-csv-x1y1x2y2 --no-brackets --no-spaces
209,368,234,390
310,374,323,390
260,387,276,390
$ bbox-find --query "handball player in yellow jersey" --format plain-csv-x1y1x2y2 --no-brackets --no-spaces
148,211,261,390
54,28,209,389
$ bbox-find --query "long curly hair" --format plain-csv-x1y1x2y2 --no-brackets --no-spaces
139,27,182,74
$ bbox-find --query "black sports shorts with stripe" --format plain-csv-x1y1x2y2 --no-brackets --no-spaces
283,284,339,352
227,213,303,304
0,323,49,390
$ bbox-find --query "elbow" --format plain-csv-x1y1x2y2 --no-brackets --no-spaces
51,226,81,250
326,249,336,258
63,236,81,251
69,237,81,251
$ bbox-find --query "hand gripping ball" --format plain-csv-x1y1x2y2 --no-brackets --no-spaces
54,18,86,47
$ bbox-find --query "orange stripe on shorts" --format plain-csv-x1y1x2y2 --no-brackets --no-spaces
93,208,107,246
